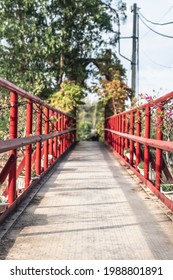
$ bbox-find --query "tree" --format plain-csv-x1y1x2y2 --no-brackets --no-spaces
48,81,86,115
0,0,52,92
92,49,131,116
0,0,127,94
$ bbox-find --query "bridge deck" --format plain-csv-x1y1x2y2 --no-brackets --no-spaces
0,141,173,260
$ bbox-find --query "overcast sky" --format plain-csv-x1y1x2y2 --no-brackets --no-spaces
118,0,173,97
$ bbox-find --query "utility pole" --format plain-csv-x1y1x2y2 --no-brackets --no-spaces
131,3,138,99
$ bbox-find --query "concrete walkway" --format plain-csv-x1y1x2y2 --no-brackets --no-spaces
0,141,173,260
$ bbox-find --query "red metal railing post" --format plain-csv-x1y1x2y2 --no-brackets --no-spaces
119,115,122,155
144,106,150,180
57,113,61,156
74,118,77,142
60,114,64,155
64,115,67,150
49,109,54,165
36,105,42,175
112,117,115,151
44,107,49,170
136,110,141,168
116,116,119,153
8,91,18,204
125,114,129,149
62,115,65,153
115,116,118,152
25,100,33,189
122,114,125,155
66,116,70,148
130,111,134,166
53,112,58,159
155,105,163,190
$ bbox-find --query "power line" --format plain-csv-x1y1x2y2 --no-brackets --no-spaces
139,11,173,26
139,15,173,39
140,5,173,39
140,48,173,69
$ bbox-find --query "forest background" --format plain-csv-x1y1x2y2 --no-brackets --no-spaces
0,0,132,140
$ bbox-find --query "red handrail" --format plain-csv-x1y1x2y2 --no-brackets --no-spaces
104,91,173,211
0,78,76,218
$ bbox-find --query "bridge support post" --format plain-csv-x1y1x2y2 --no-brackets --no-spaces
44,107,49,170
36,105,42,175
144,106,150,180
130,111,135,166
25,100,33,189
155,105,163,190
49,109,54,165
8,91,18,204
136,110,141,168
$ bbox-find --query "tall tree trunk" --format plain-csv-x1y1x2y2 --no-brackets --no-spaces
58,53,64,89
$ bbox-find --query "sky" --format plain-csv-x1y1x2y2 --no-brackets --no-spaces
118,0,173,97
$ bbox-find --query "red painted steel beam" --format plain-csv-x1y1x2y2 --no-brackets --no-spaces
136,110,141,168
130,111,134,166
0,78,73,118
0,154,16,185
105,90,173,120
0,129,77,153
104,129,173,153
36,105,42,175
53,112,59,159
8,92,18,204
44,107,49,170
121,114,125,156
155,105,163,190
25,100,33,189
144,106,151,180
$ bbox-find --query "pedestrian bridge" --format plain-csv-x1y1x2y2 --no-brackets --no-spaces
0,78,173,259
0,141,173,260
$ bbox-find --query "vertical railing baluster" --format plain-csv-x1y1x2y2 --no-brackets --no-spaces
49,109,54,165
44,107,49,170
54,112,58,159
60,114,64,155
130,111,134,166
136,110,141,169
144,106,151,180
64,115,67,150
125,113,129,149
155,104,163,190
25,99,33,189
8,91,18,204
112,117,115,151
119,115,122,155
115,116,118,152
58,112,61,157
122,114,125,156
36,104,42,175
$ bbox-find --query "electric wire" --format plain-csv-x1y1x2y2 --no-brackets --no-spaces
139,15,173,38
140,5,173,39
139,11,173,26
140,47,173,69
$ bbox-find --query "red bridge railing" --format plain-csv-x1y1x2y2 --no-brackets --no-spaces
104,91,173,211
0,78,76,220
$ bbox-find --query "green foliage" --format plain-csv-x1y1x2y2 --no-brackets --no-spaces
138,162,144,169
77,98,105,140
78,121,92,141
0,0,126,94
48,82,86,115
0,92,10,140
161,184,173,192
